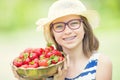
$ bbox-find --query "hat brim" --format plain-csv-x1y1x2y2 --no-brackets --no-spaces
36,10,99,43
36,10,99,30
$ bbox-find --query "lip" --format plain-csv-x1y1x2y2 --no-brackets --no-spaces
63,35,76,41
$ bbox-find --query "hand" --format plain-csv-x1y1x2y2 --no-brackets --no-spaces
53,55,69,80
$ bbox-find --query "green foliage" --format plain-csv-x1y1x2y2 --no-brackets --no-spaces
0,0,55,33
0,0,120,34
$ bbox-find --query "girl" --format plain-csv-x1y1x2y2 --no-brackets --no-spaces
37,0,112,80
14,0,112,80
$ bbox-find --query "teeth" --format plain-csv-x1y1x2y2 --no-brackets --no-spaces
63,36,76,41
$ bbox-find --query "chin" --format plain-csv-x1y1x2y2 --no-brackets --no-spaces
63,43,78,49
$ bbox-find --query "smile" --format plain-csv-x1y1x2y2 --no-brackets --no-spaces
63,36,76,41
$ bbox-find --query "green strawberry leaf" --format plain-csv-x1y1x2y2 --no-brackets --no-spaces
47,59,52,65
54,56,59,62
23,53,29,59
29,61,34,65
46,42,53,47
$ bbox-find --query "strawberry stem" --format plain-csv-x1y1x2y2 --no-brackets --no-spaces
47,42,53,47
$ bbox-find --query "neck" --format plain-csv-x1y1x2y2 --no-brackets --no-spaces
63,43,86,63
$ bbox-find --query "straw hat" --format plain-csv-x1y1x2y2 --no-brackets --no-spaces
36,0,99,44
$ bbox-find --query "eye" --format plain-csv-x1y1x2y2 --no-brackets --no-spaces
54,23,64,30
56,25,63,29
70,21,80,27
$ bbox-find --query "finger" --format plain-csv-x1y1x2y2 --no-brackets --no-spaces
57,66,62,76
64,54,69,70
64,59,68,70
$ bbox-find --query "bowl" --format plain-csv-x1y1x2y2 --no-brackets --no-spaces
11,59,65,80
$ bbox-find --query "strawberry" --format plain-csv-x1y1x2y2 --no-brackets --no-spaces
33,58,39,64
39,59,49,67
49,46,54,51
24,57,31,64
46,43,55,51
29,52,38,60
51,56,59,64
44,47,51,54
13,57,23,67
21,64,29,68
45,52,54,58
52,50,62,56
29,60,39,68
33,48,44,56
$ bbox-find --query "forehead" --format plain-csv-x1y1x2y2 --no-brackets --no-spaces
52,15,81,23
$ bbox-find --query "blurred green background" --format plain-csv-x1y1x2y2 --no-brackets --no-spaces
0,0,120,80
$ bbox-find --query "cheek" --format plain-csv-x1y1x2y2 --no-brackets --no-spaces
53,31,62,43
77,26,85,40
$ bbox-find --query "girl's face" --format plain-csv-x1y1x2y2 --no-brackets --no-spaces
51,15,85,49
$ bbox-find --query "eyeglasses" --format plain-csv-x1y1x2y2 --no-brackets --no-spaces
51,19,83,33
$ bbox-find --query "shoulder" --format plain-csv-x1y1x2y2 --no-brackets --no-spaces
98,53,112,65
96,53,112,80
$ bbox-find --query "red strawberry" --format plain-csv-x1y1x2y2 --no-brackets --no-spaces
49,46,54,51
52,50,62,56
29,52,38,60
51,56,59,64
44,47,51,54
21,64,29,68
13,57,23,67
24,57,31,64
45,52,54,58
33,48,44,56
39,59,49,67
29,60,39,68
29,63,39,68
33,58,39,64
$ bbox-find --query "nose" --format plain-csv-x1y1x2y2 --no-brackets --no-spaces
64,25,72,35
